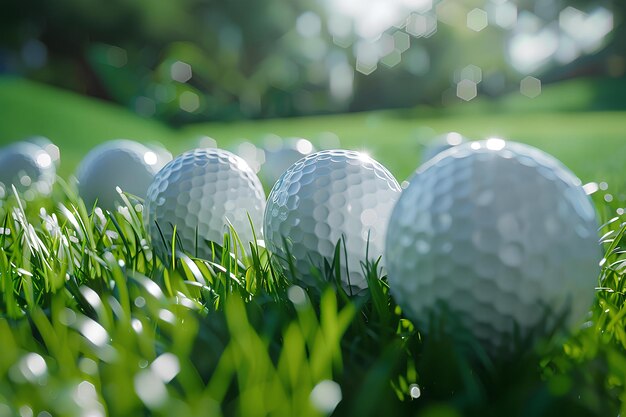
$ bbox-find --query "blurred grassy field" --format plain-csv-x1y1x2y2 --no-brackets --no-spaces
1,76,625,183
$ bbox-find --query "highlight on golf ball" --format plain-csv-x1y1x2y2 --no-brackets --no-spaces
264,149,401,294
420,131,467,164
0,141,56,200
76,139,172,210
144,148,266,262
386,138,600,352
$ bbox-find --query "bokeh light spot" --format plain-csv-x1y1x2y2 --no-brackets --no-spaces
170,61,192,83
144,151,158,166
393,31,410,52
381,50,402,68
296,12,322,38
179,91,200,113
456,79,477,101
520,76,541,98
467,8,488,32
36,153,52,168
310,380,342,413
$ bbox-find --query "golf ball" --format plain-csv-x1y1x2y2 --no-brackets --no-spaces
264,150,401,293
0,141,56,199
421,132,466,164
386,139,599,352
260,136,315,187
144,148,266,261
76,139,171,210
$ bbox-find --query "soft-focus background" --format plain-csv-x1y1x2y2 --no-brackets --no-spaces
0,0,625,181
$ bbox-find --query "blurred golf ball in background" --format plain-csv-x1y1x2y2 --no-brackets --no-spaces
264,149,401,294
0,141,56,200
144,148,266,261
260,136,316,187
420,132,466,164
76,139,171,210
386,139,599,353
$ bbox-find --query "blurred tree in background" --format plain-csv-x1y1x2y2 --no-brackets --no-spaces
0,0,623,124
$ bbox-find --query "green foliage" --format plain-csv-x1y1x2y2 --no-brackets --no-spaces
3,0,623,121
0,174,624,416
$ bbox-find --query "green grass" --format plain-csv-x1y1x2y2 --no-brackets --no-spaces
1,76,626,415
182,110,626,183
0,178,623,416
0,77,174,178
1,76,626,183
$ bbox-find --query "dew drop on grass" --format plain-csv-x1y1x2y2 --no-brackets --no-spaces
73,381,98,408
159,309,176,324
310,380,342,414
131,319,143,334
79,358,98,376
151,353,180,383
134,370,167,409
288,285,308,307
20,353,47,382
59,308,77,325
409,384,421,399
19,405,33,417
79,318,109,347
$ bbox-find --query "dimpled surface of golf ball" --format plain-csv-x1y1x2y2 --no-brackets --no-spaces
144,148,266,261
76,139,171,210
386,139,599,352
264,150,401,293
0,141,56,199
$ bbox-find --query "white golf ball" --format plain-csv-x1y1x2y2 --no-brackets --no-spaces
76,139,171,210
386,139,599,352
144,148,266,261
0,142,56,199
264,150,401,293
260,137,315,187
420,132,466,164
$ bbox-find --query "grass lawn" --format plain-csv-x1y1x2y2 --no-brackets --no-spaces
1,76,625,183
0,76,625,416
